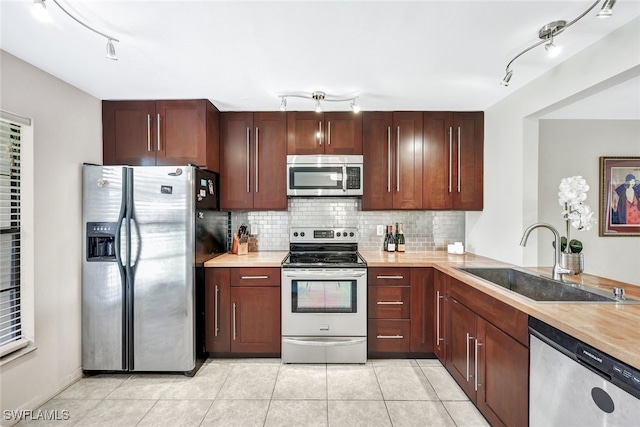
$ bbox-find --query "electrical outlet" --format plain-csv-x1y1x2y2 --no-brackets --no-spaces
376,225,384,236
249,223,258,235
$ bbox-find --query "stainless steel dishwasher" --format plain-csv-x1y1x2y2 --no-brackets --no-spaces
529,317,640,426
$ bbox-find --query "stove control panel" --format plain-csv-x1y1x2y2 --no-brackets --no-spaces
290,227,358,243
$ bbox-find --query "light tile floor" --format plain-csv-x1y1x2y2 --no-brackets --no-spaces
17,358,489,427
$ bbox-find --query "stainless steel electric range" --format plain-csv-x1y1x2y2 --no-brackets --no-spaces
281,227,367,364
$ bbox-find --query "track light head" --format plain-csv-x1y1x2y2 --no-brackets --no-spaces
500,69,513,87
596,0,616,18
350,99,361,113
106,39,118,60
280,97,287,112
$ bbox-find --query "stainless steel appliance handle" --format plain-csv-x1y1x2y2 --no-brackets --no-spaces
282,337,366,347
457,126,461,192
377,301,404,305
318,121,322,146
376,275,404,279
233,302,237,340
466,332,471,382
246,127,250,193
328,121,331,145
214,285,219,337
436,291,443,343
240,275,269,280
342,165,347,192
396,126,400,192
255,127,259,193
387,126,391,192
377,335,404,339
147,114,152,152
157,113,161,151
125,167,135,370
475,338,482,391
448,127,452,193
284,270,366,279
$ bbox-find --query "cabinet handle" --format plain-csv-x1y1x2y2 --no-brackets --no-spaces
232,302,237,340
377,335,404,339
157,113,161,151
214,285,219,337
376,301,404,305
328,121,331,145
387,127,391,193
240,275,269,280
318,121,323,146
376,275,404,280
255,127,259,193
147,114,152,152
448,127,453,193
246,127,250,193
475,338,482,391
396,126,400,192
457,127,461,193
436,291,444,343
466,332,473,382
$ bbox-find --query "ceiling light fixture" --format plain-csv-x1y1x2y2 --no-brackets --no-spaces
32,0,120,60
500,0,615,87
278,90,361,113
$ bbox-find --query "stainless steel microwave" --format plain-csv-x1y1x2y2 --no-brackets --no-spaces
286,155,363,197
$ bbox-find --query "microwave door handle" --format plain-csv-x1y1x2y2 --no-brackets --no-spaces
342,166,347,192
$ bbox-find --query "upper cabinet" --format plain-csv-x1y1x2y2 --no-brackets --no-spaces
287,112,362,155
220,112,287,210
362,112,423,210
102,99,220,171
423,112,483,210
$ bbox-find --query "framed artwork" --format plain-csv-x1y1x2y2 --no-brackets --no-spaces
599,156,640,236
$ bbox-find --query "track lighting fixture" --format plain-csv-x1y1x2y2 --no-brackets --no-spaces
32,0,120,60
278,91,361,113
500,0,615,87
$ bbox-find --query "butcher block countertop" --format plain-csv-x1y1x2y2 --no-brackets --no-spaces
205,250,640,370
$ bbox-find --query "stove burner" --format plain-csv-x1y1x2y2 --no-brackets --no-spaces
285,251,365,267
288,254,321,264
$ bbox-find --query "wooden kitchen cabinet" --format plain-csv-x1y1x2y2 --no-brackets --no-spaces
362,112,423,210
423,111,483,210
220,112,287,210
444,276,529,427
205,267,281,356
367,267,433,356
102,99,220,171
287,112,362,155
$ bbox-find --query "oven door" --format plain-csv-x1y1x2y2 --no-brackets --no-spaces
281,268,367,337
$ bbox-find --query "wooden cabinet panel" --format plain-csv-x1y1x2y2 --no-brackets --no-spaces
287,112,362,155
368,319,411,353
410,268,433,353
323,112,362,155
220,112,254,209
252,112,287,210
446,297,477,400
433,270,448,361
231,286,281,354
103,101,157,166
230,267,280,287
393,112,423,209
476,318,529,427
423,112,454,210
368,267,411,286
287,112,323,155
362,112,393,210
368,286,411,319
453,112,483,210
205,268,231,353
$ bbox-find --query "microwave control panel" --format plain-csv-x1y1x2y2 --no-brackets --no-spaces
346,167,361,190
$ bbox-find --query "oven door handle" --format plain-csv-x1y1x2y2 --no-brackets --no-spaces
282,337,366,347
283,270,366,279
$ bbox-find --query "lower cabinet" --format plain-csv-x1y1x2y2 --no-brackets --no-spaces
368,267,433,356
205,267,281,355
442,275,529,427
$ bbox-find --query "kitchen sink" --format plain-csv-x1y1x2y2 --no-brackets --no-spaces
456,267,639,304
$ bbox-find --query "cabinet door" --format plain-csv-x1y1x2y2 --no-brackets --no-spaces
368,319,411,353
368,286,411,319
253,112,287,210
362,112,393,210
103,101,157,166
446,298,476,400
410,268,433,353
452,112,483,210
220,112,254,209
476,318,528,427
230,287,281,354
287,112,324,155
323,112,363,155
392,112,423,209
423,112,454,209
155,100,207,166
433,270,448,361
205,268,231,353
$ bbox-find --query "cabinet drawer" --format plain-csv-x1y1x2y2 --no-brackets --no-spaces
368,319,411,352
368,286,411,319
368,268,411,286
230,267,280,287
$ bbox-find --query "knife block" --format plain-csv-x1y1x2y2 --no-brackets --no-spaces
231,234,248,255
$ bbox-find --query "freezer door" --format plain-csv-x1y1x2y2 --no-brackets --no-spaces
130,166,195,372
82,165,127,371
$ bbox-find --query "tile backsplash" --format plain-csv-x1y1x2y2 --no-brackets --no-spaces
230,198,465,252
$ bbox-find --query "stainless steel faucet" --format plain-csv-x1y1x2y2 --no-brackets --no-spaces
520,223,574,281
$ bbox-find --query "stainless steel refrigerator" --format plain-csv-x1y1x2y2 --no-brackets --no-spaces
82,165,226,374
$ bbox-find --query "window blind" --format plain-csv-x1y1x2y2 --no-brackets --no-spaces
0,118,22,354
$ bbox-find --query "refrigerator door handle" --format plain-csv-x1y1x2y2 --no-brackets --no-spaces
125,167,135,371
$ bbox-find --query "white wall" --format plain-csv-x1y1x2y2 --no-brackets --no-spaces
538,120,640,285
0,50,101,422
467,17,640,272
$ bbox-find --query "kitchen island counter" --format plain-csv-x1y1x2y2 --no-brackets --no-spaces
360,250,640,371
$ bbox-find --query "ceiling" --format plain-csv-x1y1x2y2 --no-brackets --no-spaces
1,0,639,114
